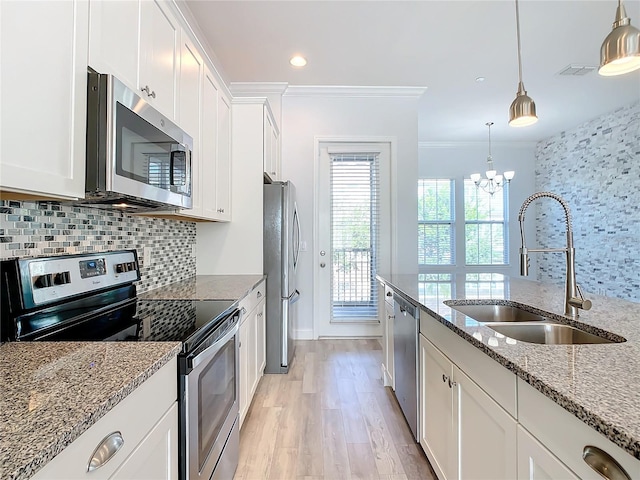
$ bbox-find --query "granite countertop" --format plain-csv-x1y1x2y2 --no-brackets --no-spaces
139,274,265,301
377,272,640,460
0,341,182,480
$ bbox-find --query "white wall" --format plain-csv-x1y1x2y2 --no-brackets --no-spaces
418,142,538,277
281,93,421,339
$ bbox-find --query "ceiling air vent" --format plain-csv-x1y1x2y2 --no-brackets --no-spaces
557,64,598,76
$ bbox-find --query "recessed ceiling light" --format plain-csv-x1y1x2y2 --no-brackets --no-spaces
290,56,307,67
475,76,485,82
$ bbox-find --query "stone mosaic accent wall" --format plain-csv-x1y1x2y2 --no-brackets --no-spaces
534,102,639,302
0,200,196,294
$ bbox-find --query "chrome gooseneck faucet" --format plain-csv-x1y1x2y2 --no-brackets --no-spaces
518,192,592,318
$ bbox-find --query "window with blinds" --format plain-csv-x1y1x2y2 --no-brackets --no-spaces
330,153,380,321
418,179,455,266
464,180,509,265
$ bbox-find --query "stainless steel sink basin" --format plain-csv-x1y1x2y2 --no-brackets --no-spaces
445,302,625,345
487,323,616,345
448,303,548,323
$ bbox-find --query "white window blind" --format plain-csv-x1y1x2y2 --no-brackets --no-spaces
330,153,380,321
418,179,455,266
464,180,509,265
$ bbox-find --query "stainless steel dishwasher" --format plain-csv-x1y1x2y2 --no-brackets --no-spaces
393,292,419,441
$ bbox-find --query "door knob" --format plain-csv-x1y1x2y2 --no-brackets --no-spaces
320,250,326,256
320,262,326,268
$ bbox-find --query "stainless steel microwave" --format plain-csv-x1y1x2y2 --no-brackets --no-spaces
83,69,193,211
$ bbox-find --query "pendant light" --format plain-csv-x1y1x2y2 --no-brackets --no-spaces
509,0,538,127
470,122,515,196
599,0,640,76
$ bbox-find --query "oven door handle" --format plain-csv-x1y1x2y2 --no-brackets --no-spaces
188,316,239,370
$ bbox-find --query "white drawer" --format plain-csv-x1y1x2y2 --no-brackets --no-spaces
239,279,266,320
32,357,177,480
518,378,640,479
420,308,517,417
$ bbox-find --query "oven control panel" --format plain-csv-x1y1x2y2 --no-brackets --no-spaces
79,258,106,278
22,250,140,308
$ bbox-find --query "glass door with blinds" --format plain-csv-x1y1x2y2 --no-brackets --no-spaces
316,142,391,337
331,153,380,321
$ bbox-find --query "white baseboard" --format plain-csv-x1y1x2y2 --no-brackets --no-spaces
293,328,314,340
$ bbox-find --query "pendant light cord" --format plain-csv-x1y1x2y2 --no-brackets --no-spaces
515,0,524,85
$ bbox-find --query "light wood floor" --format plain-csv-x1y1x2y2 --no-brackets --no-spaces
234,339,437,480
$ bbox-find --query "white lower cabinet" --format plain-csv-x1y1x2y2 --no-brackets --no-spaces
110,403,178,480
32,358,178,480
517,426,578,480
419,334,517,480
238,280,267,428
420,335,456,480
518,378,640,480
457,366,517,480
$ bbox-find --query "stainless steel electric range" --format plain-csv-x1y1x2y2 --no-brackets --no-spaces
1,250,240,480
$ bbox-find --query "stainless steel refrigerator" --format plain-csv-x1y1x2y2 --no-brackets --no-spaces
264,181,301,373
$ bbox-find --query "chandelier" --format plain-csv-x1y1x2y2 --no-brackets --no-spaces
470,122,515,195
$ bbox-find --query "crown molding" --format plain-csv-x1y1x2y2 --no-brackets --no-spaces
419,140,538,149
284,85,428,98
230,82,288,96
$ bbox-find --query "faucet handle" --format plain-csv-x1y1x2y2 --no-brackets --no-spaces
520,250,530,276
569,284,592,311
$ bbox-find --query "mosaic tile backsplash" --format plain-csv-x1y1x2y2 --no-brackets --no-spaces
534,101,639,302
0,201,196,294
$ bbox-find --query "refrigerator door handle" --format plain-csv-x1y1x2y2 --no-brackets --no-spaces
289,290,301,304
293,203,301,271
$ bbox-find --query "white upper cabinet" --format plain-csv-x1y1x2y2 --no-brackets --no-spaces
263,108,280,181
177,32,203,217
89,0,179,121
1,0,89,200
88,0,139,90
216,93,232,220
138,0,179,119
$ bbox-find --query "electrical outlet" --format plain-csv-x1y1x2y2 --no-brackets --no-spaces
143,246,152,266
192,244,197,258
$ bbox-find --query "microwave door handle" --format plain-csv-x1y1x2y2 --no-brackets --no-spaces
169,145,188,186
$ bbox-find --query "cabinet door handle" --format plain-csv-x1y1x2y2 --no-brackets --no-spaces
257,291,262,298
87,431,124,472
582,445,631,480
442,374,448,383
448,379,457,389
141,85,156,98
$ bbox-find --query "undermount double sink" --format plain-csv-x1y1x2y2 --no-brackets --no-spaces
446,303,625,345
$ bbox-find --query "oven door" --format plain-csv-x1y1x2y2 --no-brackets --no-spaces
184,316,239,480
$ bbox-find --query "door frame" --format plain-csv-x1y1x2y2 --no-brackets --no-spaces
312,135,398,339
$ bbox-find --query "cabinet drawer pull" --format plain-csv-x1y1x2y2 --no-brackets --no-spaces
87,431,124,472
582,445,631,480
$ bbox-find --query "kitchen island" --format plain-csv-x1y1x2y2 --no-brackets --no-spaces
378,272,640,476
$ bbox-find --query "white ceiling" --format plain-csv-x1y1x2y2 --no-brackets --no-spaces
184,0,640,143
